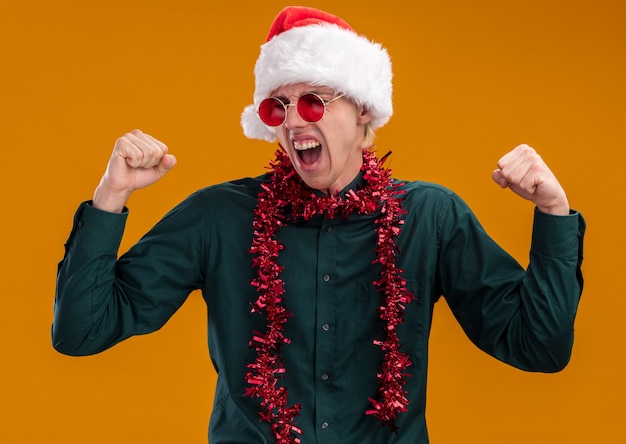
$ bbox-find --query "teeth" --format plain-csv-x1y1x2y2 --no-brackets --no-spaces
294,140,321,151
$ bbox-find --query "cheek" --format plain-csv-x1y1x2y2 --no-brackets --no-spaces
274,128,285,144
336,111,365,139
334,120,365,152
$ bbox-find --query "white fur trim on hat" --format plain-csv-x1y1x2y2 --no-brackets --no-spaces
241,22,393,142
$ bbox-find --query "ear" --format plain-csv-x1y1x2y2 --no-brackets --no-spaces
357,106,374,125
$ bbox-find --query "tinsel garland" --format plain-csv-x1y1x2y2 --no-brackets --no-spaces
245,147,415,442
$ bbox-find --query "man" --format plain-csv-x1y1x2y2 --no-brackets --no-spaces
53,6,585,443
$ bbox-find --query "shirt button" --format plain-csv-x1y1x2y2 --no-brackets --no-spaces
325,226,333,233
322,323,330,332
321,373,329,381
321,422,329,430
323,274,330,282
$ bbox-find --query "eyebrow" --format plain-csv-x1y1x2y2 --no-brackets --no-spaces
274,90,336,102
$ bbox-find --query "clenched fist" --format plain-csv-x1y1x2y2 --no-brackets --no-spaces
93,130,177,213
492,144,569,215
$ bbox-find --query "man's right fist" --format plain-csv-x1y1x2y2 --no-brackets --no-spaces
93,129,177,213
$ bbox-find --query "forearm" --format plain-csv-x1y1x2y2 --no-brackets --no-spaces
479,209,585,371
439,193,586,372
53,194,206,356
53,202,130,355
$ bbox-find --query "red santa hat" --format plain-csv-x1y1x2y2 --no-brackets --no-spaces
241,6,393,142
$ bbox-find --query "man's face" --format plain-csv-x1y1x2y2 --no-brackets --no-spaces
270,83,373,194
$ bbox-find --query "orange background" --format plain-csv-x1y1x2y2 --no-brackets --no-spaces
1,0,624,442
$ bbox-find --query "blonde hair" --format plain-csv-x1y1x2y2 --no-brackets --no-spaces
362,123,376,149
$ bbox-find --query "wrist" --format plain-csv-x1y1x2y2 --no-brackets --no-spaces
93,183,131,214
537,198,570,216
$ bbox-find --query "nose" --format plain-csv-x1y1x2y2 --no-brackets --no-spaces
283,102,308,130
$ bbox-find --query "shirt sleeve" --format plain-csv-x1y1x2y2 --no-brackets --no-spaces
438,194,585,372
52,194,207,356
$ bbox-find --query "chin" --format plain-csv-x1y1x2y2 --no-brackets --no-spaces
300,177,329,193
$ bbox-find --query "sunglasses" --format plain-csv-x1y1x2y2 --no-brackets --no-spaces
258,92,346,127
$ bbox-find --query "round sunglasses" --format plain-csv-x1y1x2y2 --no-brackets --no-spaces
258,92,346,127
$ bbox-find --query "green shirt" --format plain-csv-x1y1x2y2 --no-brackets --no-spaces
53,173,585,443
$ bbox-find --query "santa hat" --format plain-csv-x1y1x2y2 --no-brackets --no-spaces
241,6,393,142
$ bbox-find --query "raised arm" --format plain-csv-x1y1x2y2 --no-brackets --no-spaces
439,144,584,372
52,130,202,356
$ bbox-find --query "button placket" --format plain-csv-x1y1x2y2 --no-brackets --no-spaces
315,219,336,437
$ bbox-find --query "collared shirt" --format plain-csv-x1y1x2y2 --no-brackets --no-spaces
53,172,585,443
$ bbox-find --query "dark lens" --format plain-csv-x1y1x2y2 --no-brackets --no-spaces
258,97,286,126
298,93,325,123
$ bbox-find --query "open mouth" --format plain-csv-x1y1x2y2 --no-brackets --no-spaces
294,140,322,165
